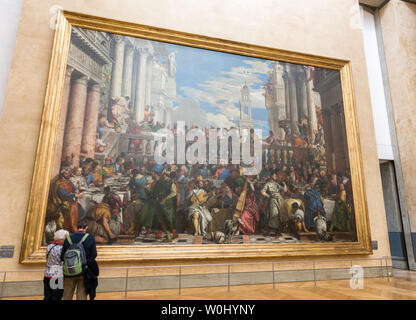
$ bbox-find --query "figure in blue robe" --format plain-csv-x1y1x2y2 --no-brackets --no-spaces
303,186,326,231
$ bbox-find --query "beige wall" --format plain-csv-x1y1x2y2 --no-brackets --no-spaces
379,0,416,233
0,0,389,271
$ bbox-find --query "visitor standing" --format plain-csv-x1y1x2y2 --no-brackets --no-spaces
60,221,97,300
43,229,69,301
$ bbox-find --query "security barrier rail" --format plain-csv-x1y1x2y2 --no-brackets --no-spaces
0,256,392,299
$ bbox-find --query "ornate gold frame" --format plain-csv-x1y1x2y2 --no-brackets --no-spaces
20,10,372,264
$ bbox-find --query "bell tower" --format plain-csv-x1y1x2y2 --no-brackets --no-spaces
238,83,254,131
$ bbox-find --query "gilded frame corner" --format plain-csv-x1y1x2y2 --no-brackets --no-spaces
20,10,372,264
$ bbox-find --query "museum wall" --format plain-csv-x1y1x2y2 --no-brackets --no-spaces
0,0,23,119
0,0,390,271
379,0,416,258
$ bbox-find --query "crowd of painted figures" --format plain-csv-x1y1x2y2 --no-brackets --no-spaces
45,121,355,245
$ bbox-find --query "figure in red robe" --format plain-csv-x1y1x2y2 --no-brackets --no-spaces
238,188,260,235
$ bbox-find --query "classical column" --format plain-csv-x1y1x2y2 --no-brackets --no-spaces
145,56,153,107
164,108,168,126
110,36,125,98
134,48,148,122
130,53,139,105
240,102,243,120
330,105,347,174
81,83,101,159
62,75,89,168
306,66,318,142
121,44,134,98
166,108,172,128
283,67,291,121
274,63,286,141
288,65,300,136
154,105,160,123
160,107,166,125
52,66,74,177
297,68,308,121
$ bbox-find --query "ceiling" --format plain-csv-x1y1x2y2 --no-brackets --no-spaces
359,0,388,8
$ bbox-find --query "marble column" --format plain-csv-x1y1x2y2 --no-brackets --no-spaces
122,44,134,98
134,48,148,122
158,107,163,124
306,66,318,142
62,75,89,168
240,103,243,120
130,53,139,105
166,108,172,128
145,56,153,107
53,66,74,177
111,36,125,98
330,105,347,174
275,63,286,141
163,108,168,127
81,83,101,159
152,105,158,123
288,65,300,136
283,67,291,121
157,105,162,124
161,107,166,125
297,68,308,121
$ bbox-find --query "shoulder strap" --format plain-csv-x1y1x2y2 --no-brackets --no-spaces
66,235,73,245
79,233,89,244
46,244,58,260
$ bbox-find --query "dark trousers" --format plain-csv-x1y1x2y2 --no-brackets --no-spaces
43,277,64,301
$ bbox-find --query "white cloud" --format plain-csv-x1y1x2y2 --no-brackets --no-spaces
171,95,209,128
206,113,235,128
175,60,271,127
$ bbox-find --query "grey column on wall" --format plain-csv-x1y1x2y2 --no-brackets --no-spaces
380,161,408,269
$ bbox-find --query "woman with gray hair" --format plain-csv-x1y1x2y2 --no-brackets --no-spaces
43,229,69,300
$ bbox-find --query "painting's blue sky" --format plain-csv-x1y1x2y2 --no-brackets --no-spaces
153,40,274,136
173,45,246,94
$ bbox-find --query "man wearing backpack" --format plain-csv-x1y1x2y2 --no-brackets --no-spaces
60,221,97,300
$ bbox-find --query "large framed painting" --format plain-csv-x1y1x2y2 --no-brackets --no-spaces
20,11,372,263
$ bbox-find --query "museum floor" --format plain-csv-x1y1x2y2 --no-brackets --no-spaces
4,269,416,300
